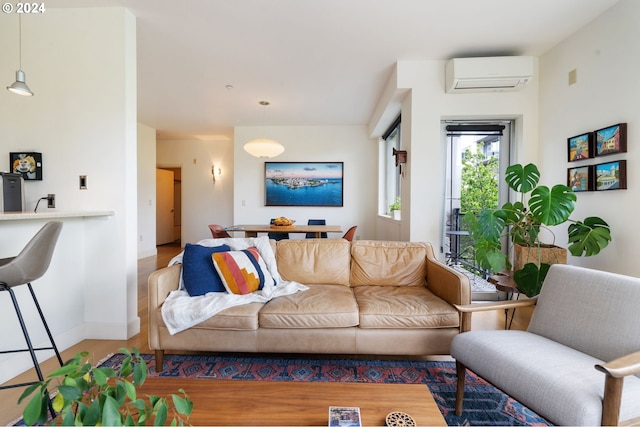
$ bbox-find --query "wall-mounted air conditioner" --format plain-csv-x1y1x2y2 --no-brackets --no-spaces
445,56,534,93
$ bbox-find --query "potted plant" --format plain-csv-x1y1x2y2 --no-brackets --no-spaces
19,347,193,426
389,197,401,220
465,163,612,297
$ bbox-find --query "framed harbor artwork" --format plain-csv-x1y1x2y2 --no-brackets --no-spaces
265,162,344,206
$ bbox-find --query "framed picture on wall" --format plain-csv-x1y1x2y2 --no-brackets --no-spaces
568,165,593,192
594,160,627,191
10,152,43,180
567,132,593,162
265,162,344,206
595,123,627,157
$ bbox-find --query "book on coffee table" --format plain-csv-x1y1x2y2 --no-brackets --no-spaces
328,406,361,427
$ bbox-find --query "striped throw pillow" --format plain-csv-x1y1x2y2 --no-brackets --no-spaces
212,247,276,294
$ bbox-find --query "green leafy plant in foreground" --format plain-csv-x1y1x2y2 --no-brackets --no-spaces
19,347,193,426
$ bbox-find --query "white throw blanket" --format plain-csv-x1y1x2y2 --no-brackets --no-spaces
161,236,308,335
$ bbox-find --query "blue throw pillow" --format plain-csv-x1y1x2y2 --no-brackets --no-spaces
182,243,231,296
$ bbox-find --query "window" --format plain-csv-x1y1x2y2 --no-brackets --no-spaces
380,116,401,216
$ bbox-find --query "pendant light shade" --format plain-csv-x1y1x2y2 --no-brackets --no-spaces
7,70,34,96
7,15,34,97
243,101,284,158
243,138,285,158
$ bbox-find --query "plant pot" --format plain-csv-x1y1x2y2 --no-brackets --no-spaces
392,210,401,220
513,243,567,272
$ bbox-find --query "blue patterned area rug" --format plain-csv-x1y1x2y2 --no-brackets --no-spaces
101,353,552,426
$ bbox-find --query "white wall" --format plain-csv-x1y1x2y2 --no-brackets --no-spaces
233,126,376,240
137,123,157,258
539,0,640,276
370,60,539,258
0,7,138,382
156,138,234,245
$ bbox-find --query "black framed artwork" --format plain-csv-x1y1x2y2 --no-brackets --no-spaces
567,132,593,162
265,162,344,207
10,152,42,180
594,160,627,191
595,123,627,157
568,165,593,192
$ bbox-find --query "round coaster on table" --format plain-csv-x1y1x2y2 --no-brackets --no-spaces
385,411,416,427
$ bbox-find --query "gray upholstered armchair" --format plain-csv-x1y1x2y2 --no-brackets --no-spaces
451,264,640,426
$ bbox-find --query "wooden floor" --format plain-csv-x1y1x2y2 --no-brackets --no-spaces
0,243,533,425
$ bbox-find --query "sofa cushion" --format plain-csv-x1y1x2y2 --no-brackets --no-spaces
350,241,427,287
212,247,275,295
275,239,351,286
155,301,264,331
182,243,232,296
353,286,459,328
259,284,359,328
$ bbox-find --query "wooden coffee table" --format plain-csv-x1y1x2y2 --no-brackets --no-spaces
141,378,446,426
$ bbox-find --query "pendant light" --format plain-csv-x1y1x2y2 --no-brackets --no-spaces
7,14,34,97
243,101,284,158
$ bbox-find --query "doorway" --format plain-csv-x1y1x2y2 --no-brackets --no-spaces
442,119,513,299
156,167,182,246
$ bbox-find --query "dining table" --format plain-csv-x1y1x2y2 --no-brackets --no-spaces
226,224,343,238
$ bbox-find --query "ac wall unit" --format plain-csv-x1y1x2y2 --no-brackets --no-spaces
445,56,534,93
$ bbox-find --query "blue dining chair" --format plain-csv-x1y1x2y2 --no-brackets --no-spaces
306,219,327,238
268,218,289,241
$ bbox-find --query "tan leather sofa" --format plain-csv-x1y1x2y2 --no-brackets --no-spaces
148,239,472,369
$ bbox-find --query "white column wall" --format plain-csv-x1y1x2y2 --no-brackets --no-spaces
0,7,138,383
539,0,640,277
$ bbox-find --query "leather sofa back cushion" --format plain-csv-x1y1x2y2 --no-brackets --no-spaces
275,239,351,285
350,241,427,287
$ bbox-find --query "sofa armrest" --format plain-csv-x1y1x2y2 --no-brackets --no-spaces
453,296,538,333
148,264,182,350
425,253,471,307
148,264,182,310
424,248,472,332
454,296,538,313
595,350,640,426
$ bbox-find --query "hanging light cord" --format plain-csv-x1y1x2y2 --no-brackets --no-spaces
18,14,23,69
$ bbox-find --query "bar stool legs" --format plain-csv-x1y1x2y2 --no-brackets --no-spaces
1,282,62,419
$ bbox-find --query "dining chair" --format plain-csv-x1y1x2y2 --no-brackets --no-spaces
0,221,64,418
209,224,231,238
306,219,327,238
342,225,357,242
268,219,289,241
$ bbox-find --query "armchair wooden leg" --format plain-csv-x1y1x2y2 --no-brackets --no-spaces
455,360,466,416
601,375,623,426
155,350,165,372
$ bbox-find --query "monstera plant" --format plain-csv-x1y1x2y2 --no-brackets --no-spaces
19,347,192,426
465,163,612,297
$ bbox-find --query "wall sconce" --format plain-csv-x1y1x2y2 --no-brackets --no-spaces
212,165,222,183
393,148,407,175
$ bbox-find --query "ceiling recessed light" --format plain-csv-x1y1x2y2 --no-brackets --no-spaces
225,84,234,90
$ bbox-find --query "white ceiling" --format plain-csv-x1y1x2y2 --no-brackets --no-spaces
50,0,620,140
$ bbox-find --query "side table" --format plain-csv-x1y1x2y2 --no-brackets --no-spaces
488,271,522,329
